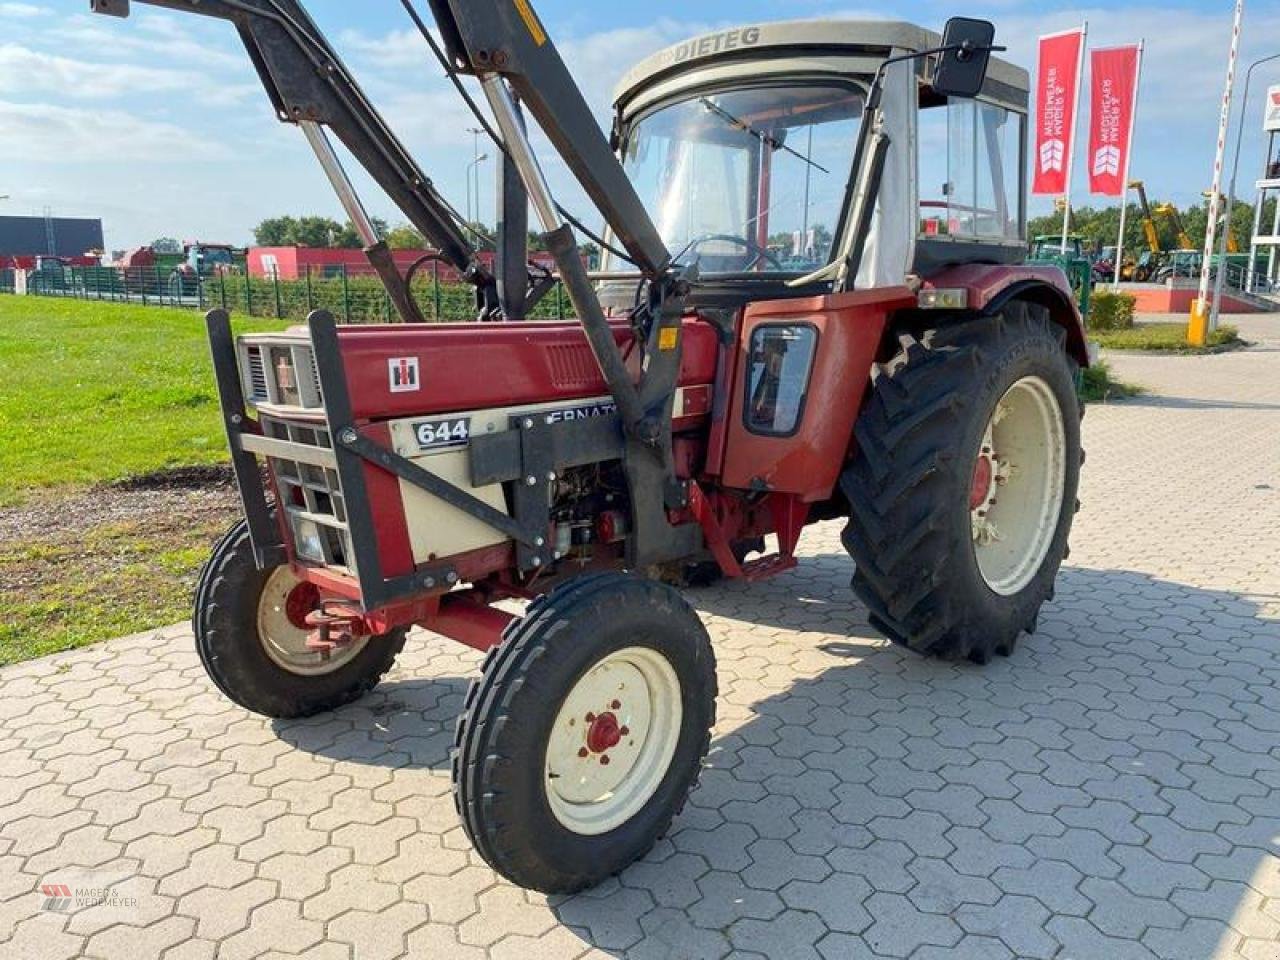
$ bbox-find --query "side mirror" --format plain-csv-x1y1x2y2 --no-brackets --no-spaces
933,17,997,99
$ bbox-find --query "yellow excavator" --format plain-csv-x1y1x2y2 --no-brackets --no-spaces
1126,180,1163,281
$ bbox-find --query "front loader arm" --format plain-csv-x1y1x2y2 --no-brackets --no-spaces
96,0,699,568
425,1,670,279
91,0,495,319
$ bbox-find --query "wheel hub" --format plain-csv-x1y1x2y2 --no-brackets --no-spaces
284,582,321,630
544,647,682,836
257,567,369,676
586,711,624,754
969,455,994,511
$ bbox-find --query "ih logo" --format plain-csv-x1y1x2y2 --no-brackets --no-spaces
388,356,421,393
1039,139,1065,173
1092,145,1121,177
40,884,73,913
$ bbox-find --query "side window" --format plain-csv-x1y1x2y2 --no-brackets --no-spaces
918,99,1025,241
744,324,818,436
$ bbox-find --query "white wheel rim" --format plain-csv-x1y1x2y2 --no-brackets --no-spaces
543,646,682,836
257,567,368,676
970,376,1067,596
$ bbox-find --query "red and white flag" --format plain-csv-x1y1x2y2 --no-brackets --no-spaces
1088,46,1141,195
1033,29,1085,195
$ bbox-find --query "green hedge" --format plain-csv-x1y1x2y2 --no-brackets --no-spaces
1087,290,1137,332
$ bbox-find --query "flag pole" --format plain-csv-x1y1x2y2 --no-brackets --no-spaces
1191,0,1244,345
1114,40,1145,290
1061,20,1089,252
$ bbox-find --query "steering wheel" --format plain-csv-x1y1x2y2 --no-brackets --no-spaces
679,233,785,272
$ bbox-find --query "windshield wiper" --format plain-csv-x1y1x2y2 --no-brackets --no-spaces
699,98,830,175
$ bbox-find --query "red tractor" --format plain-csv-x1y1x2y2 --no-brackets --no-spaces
95,1,1086,893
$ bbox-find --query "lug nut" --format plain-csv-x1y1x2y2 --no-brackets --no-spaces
578,747,588,758
585,712,595,723
523,418,534,429
600,756,611,765
610,700,621,710
620,726,630,736
525,475,538,486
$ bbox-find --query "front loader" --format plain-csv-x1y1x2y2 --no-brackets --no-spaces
92,0,1088,893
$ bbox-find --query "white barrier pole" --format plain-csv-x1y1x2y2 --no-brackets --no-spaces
1191,0,1245,344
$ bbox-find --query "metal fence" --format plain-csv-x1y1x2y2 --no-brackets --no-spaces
1,263,576,323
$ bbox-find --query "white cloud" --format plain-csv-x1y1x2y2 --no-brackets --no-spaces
0,3,47,18
0,43,210,101
0,99,225,162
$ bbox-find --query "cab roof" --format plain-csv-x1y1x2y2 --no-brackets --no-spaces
614,19,1029,115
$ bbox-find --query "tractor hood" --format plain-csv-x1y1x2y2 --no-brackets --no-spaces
613,19,1029,120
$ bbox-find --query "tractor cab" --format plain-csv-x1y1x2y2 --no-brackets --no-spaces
601,20,1030,293
1030,235,1086,260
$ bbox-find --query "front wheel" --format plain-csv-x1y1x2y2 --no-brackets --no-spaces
841,303,1082,664
453,573,716,893
193,520,406,718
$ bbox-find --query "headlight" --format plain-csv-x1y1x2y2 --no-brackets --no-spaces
293,516,325,563
917,287,969,310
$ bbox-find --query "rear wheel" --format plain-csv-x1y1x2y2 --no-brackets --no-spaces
453,573,716,893
194,519,406,718
841,304,1082,663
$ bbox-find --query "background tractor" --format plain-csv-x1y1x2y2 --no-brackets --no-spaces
94,0,1086,893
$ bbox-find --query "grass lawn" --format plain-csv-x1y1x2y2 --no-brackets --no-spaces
1092,322,1243,353
0,510,231,667
0,296,286,666
0,296,287,504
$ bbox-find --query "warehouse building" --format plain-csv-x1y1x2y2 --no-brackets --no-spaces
0,215,104,258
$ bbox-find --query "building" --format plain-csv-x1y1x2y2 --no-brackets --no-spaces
0,215,104,259
247,247,558,283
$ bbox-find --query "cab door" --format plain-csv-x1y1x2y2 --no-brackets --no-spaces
719,288,914,500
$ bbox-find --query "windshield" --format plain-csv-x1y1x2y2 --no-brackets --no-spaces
608,82,865,275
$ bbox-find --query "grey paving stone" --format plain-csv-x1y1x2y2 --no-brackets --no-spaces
3,316,1279,959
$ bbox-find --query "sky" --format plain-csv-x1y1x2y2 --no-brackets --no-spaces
2,0,1279,251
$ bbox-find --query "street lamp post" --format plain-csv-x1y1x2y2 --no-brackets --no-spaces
467,126,485,227
1210,50,1280,325
467,152,489,227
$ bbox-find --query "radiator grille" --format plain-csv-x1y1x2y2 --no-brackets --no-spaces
261,416,356,575
240,339,324,411
246,346,269,403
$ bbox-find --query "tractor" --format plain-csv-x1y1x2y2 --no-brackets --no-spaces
92,0,1086,893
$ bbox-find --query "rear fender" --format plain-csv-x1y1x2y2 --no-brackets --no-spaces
922,264,1090,366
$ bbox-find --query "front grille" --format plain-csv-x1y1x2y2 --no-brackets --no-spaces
240,339,324,411
246,346,270,403
261,416,356,575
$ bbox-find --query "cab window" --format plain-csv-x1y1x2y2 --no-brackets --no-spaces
744,324,818,436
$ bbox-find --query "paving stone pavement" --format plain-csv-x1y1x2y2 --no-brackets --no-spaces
2,315,1278,960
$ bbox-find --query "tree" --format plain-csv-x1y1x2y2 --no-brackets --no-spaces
333,216,388,249
385,224,425,250
252,217,298,246
151,237,181,254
